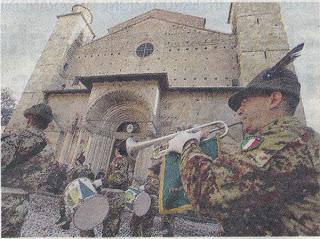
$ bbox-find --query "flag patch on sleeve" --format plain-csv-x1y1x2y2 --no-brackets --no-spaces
241,136,264,151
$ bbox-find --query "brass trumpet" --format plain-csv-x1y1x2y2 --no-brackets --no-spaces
119,121,242,157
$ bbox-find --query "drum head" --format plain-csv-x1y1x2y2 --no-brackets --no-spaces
73,195,109,230
64,177,97,209
133,192,151,216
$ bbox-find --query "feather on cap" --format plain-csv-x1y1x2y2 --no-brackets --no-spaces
264,43,304,80
228,43,304,112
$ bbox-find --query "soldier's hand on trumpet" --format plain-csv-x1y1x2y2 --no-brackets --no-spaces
167,129,209,154
166,123,212,154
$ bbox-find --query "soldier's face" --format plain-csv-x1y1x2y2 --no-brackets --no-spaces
26,115,37,127
237,95,270,134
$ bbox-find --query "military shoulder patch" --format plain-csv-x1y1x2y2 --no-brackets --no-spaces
241,136,264,151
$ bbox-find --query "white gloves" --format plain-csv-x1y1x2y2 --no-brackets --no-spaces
92,179,102,188
139,185,145,191
167,131,202,154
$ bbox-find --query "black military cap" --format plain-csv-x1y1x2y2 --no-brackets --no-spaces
228,43,304,112
24,103,53,124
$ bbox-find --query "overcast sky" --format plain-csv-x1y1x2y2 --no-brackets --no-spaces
1,1,319,131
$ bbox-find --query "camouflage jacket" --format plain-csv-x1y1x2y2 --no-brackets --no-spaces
67,164,94,183
180,117,320,236
105,155,129,190
1,127,47,171
42,161,67,194
1,127,49,191
145,175,160,196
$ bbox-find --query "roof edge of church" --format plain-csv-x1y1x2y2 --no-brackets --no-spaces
84,16,233,48
108,8,206,34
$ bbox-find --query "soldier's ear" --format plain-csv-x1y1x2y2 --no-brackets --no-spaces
269,91,284,110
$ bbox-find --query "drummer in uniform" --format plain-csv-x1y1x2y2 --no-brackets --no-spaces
57,146,129,237
55,152,95,236
1,103,53,237
129,163,161,237
99,146,130,236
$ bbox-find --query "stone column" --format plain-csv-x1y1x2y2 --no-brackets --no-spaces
85,134,114,174
58,131,75,164
69,128,90,164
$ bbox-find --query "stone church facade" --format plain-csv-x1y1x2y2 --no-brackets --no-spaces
7,3,305,182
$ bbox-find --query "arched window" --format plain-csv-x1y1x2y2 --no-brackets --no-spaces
117,122,140,133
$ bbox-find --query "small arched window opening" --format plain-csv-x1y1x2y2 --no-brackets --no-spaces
117,122,140,133
136,43,154,57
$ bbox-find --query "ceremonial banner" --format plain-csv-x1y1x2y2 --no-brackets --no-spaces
159,137,219,214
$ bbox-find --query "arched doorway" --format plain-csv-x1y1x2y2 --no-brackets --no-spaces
84,90,155,174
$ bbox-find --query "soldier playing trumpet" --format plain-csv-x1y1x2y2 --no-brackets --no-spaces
167,44,320,236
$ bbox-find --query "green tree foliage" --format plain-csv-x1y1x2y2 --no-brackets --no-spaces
1,87,16,126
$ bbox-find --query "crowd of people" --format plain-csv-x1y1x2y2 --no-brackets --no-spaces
1,44,319,237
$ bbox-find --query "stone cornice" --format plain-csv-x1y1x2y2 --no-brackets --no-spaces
78,73,169,91
57,12,95,38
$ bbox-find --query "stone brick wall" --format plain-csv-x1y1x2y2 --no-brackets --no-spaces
46,92,90,165
67,18,239,89
229,2,290,85
158,90,243,154
229,2,305,122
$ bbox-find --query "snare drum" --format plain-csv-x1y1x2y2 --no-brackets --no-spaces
64,177,109,230
125,187,151,216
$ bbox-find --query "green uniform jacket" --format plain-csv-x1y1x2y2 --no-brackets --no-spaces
180,117,320,236
106,155,129,190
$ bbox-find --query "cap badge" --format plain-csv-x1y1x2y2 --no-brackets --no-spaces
265,71,272,80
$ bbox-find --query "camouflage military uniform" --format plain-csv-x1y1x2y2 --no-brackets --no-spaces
1,191,30,238
1,127,48,237
43,161,67,194
130,174,160,237
180,117,320,236
101,154,129,237
66,163,94,183
1,127,47,171
161,214,175,236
